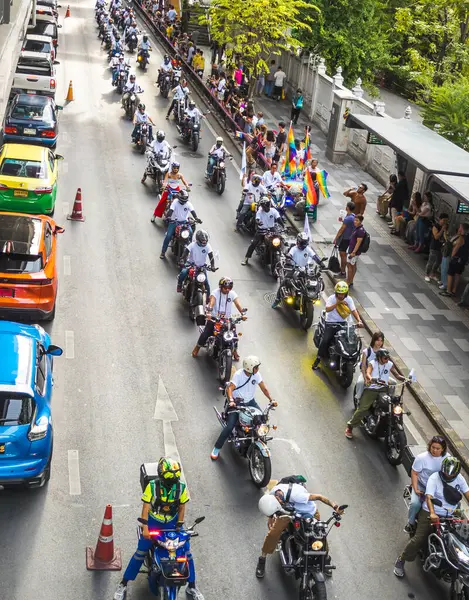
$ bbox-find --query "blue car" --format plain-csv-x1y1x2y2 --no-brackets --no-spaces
2,94,61,148
0,320,62,488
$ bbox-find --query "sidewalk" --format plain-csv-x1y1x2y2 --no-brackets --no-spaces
253,95,469,451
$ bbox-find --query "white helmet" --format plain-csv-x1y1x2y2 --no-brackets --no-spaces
258,493,282,517
243,355,261,374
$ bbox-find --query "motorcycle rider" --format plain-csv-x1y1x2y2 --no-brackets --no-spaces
235,174,267,232
166,78,190,120
152,161,190,221
121,74,143,111
241,196,282,266
191,277,246,359
149,129,172,160
261,162,286,190
124,20,137,48
394,456,469,578
177,229,216,293
206,136,230,178
131,103,155,143
345,348,405,439
256,477,342,578
113,457,204,600
138,33,151,55
160,190,201,260
157,54,173,86
112,54,127,85
210,356,275,460
272,232,322,308
311,281,363,370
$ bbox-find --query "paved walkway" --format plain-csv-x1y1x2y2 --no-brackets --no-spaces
249,94,469,449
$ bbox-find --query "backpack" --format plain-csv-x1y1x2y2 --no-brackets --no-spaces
278,475,307,486
360,230,371,254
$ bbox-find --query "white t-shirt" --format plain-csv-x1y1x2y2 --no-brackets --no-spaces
151,140,172,159
173,85,189,100
209,145,227,159
169,199,194,222
135,112,150,123
167,8,177,21
325,294,356,323
368,359,393,389
274,71,286,87
231,369,262,402
211,289,238,318
270,483,317,516
256,207,280,229
288,246,316,268
161,62,172,72
362,346,377,366
262,171,282,188
186,241,212,267
413,451,446,492
243,183,267,204
423,472,469,516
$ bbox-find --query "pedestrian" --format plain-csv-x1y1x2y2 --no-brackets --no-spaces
424,213,448,283
343,183,367,216
438,225,454,292
264,60,276,97
333,201,355,277
273,121,287,163
393,191,421,238
167,3,177,22
272,66,286,101
458,281,469,308
377,173,397,216
210,39,219,65
440,222,469,297
346,215,366,286
411,191,434,253
291,88,303,124
389,171,409,229
255,71,265,97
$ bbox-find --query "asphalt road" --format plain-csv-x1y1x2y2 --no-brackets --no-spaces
0,3,449,600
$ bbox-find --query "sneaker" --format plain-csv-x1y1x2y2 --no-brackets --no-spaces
176,285,182,293
438,284,446,290
256,556,266,578
440,290,453,297
160,252,166,260
186,585,204,600
424,276,431,282
114,583,127,600
403,522,415,534
241,257,249,266
393,557,405,578
272,299,280,309
210,447,220,460
345,426,353,439
312,357,320,371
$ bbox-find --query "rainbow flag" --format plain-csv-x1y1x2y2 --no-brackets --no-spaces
281,122,297,179
304,131,312,162
303,168,318,208
316,169,330,199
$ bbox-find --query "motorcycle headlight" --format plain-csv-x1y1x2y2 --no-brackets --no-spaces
219,161,225,168
257,423,270,436
311,541,323,551
272,237,281,247
223,331,235,342
130,94,136,101
393,405,403,415
181,230,190,239
196,273,206,283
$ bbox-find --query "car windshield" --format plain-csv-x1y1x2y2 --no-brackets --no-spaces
24,40,51,53
0,158,46,178
0,253,43,273
0,393,35,426
12,103,53,122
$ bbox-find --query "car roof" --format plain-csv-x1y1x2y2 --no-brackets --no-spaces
24,34,53,43
13,94,51,107
1,143,48,161
0,214,44,256
0,324,37,393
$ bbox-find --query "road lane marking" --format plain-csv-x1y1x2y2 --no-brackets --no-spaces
65,330,75,359
63,255,71,276
275,438,301,454
68,449,82,495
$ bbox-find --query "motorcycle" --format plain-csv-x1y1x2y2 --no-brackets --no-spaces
174,99,187,126
133,122,151,154
123,88,142,120
180,264,216,325
357,379,411,466
135,463,205,600
276,255,326,330
160,72,171,98
137,47,151,70
277,504,348,600
213,399,275,487
254,225,286,277
268,185,287,218
169,218,196,263
206,155,229,195
127,32,138,52
198,312,246,385
313,315,362,388
172,67,182,86
177,115,201,152
236,197,257,235
142,151,171,193
114,66,129,94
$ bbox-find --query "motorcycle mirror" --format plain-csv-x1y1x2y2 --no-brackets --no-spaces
408,368,417,382
137,517,148,525
194,516,205,524
338,504,348,511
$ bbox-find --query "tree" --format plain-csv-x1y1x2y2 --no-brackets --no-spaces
421,79,469,151
296,0,391,88
202,0,318,95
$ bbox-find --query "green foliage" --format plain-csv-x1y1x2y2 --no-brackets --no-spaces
421,79,469,151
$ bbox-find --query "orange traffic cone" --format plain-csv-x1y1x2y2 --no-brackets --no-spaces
65,5,71,17
65,80,74,102
67,188,85,222
86,505,122,570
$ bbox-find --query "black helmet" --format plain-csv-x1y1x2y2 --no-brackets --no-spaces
260,196,271,211
251,175,261,188
178,189,189,204
129,74,136,81
156,130,165,142
195,229,209,246
440,456,461,482
164,54,170,61
143,34,148,42
296,232,309,250
376,349,390,361
219,277,233,290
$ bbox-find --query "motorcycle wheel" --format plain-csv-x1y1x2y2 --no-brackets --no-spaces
161,85,168,99
191,133,199,152
337,362,354,389
216,174,225,195
189,291,203,322
218,350,232,385
299,577,327,600
271,251,280,277
300,300,314,331
140,136,147,154
450,581,469,600
248,445,271,488
385,427,407,466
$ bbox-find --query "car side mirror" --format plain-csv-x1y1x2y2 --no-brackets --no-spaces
54,154,64,160
54,225,65,234
47,345,63,356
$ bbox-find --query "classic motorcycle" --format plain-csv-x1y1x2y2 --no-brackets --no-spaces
133,122,151,154
160,72,171,98
206,155,229,195
134,463,205,600
123,88,142,120
213,400,275,487
142,151,171,193
172,66,182,86
276,255,325,330
236,197,257,235
170,219,196,263
180,264,216,325
127,32,138,52
277,504,348,600
254,225,286,276
114,66,129,94
137,47,151,70
358,379,411,466
177,114,201,152
313,315,362,388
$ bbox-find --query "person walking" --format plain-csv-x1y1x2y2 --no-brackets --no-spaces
346,215,366,287
272,66,286,101
333,202,356,277
291,89,303,124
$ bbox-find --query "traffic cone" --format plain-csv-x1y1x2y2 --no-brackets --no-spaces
67,188,85,222
65,5,71,17
65,80,74,102
86,505,122,570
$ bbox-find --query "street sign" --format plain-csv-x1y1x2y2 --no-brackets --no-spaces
367,131,385,145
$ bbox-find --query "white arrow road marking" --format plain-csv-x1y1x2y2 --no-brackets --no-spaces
68,449,81,495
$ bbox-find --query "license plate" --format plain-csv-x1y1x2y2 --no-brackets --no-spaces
0,289,14,298
0,444,5,453
14,190,28,197
24,128,36,135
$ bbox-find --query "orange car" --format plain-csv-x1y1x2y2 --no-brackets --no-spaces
0,211,63,320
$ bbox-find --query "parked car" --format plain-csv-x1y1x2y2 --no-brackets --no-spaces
0,212,64,320
2,94,61,148
31,7,59,23
0,320,63,489
11,52,56,99
0,143,63,215
36,0,60,18
22,34,56,62
27,21,61,55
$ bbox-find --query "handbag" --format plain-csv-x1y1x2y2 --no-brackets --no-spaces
440,474,462,506
328,246,341,273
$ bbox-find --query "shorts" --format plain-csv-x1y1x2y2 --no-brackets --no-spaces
338,238,350,253
448,258,466,276
347,254,359,265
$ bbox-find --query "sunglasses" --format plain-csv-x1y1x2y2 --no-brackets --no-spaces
431,436,445,445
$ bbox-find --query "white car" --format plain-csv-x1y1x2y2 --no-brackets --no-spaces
11,52,56,98
22,34,56,62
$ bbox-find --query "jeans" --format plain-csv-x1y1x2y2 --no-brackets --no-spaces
440,255,450,287
317,322,342,359
214,399,261,450
123,515,196,582
178,268,210,295
416,218,430,246
197,319,215,346
245,231,266,258
425,249,441,276
401,509,433,562
264,80,274,97
162,222,184,253
291,107,301,124
166,98,179,118
408,489,424,525
207,155,216,176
